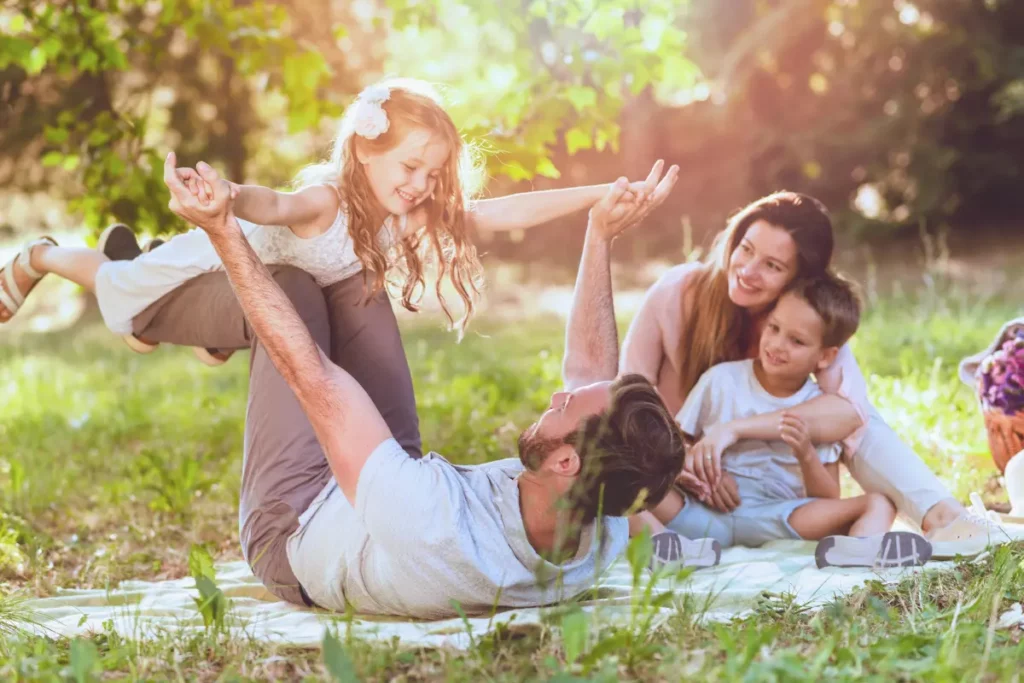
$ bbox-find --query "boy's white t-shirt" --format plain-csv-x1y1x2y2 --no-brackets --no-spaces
675,359,841,499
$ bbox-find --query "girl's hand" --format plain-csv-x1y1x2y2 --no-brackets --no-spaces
165,154,235,235
589,160,679,242
174,166,239,206
618,159,680,214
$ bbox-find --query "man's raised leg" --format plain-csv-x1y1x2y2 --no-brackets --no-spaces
134,266,334,603
322,276,422,458
238,268,334,604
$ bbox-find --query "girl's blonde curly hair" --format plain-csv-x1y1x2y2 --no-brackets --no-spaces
296,78,485,334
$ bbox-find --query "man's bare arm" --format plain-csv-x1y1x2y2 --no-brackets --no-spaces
562,224,618,391
165,155,390,503
207,220,391,499
561,162,679,390
207,217,327,399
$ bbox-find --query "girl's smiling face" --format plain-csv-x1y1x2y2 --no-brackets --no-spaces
358,127,450,216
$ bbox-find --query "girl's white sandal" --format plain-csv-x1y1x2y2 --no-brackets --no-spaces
0,236,58,321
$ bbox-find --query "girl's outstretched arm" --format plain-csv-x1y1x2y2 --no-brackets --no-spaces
468,160,668,233
176,167,339,231
229,184,340,232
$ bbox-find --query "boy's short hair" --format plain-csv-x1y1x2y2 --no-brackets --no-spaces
785,273,862,348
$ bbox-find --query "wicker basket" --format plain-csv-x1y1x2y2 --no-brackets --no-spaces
982,408,1024,473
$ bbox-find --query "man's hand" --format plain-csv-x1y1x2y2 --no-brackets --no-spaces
173,164,240,206
589,160,679,242
779,412,816,461
164,153,234,235
683,422,737,488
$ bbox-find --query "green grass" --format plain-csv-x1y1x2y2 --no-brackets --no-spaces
1,270,1023,680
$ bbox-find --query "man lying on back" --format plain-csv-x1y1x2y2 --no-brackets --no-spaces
165,156,686,617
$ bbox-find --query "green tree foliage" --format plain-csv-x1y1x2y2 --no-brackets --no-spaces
384,0,698,181
0,0,336,234
1,0,698,236
1,0,1021,243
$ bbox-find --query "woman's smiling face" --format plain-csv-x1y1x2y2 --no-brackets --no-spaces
727,219,800,312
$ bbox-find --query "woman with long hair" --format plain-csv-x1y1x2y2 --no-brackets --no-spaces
621,191,1007,557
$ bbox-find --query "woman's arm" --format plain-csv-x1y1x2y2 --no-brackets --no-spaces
689,393,859,486
621,263,703,414
619,273,669,385
815,344,871,455
736,344,871,446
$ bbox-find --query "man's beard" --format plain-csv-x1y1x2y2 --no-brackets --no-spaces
517,426,565,471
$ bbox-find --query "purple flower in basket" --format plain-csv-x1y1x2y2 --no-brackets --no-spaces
978,327,1024,413
981,327,1024,414
991,359,1009,385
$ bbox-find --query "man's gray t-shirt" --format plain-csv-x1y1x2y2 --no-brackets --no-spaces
676,359,841,499
286,438,628,618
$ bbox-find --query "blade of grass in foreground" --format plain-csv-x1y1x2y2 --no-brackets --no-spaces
0,592,40,646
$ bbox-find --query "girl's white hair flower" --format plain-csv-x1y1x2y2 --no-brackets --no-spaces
352,84,391,140
361,84,391,105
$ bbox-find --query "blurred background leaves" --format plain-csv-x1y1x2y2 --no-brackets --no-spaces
1,0,1022,261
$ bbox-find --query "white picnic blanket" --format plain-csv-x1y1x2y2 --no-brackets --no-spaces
22,540,954,649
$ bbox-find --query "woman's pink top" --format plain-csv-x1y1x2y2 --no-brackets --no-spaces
620,263,869,453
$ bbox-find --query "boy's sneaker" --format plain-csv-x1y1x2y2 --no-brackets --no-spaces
649,531,721,572
815,531,932,569
97,223,142,261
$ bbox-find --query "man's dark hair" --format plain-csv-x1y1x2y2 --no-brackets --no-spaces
564,374,685,522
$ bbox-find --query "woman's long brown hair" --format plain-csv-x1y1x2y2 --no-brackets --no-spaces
675,191,834,400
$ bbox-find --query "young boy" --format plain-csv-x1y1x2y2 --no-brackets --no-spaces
644,274,933,569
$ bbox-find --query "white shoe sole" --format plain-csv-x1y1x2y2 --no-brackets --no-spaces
816,531,933,569
650,531,722,571
929,537,990,560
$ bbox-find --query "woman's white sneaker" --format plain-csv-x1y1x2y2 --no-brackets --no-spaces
925,507,1008,559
